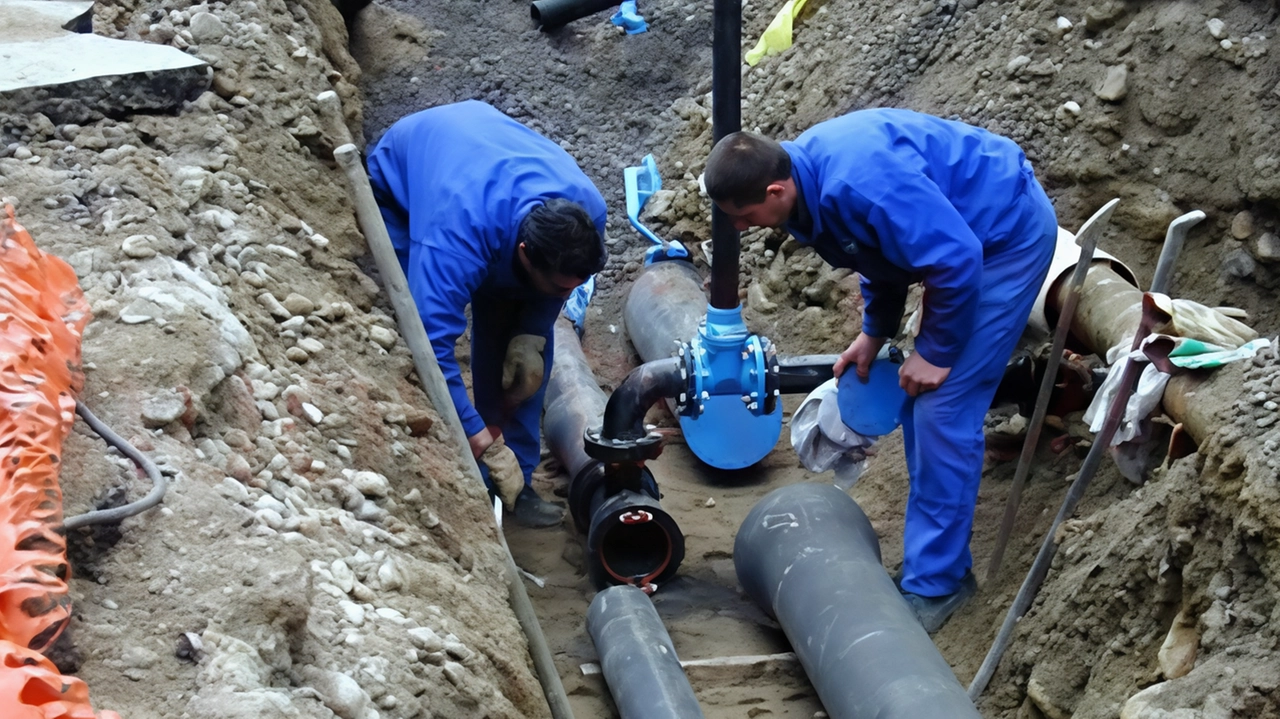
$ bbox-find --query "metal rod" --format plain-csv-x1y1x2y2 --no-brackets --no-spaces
985,199,1118,581
587,585,706,719
333,142,575,719
1150,211,1205,295
735,483,982,718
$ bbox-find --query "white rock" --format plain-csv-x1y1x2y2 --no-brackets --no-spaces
407,627,444,652
188,12,227,44
442,661,465,687
301,403,324,425
300,667,371,719
351,471,391,498
256,508,284,529
1006,54,1031,74
1061,100,1081,115
1256,233,1280,261
338,600,365,626
298,337,325,355
330,560,355,593
368,326,397,349
1094,64,1128,102
1055,16,1073,32
1207,18,1226,40
1157,614,1198,679
122,234,158,258
282,293,315,315
258,293,291,320
141,390,186,427
1221,39,1233,50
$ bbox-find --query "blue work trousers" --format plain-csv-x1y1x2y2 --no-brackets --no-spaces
470,294,556,487
897,180,1057,597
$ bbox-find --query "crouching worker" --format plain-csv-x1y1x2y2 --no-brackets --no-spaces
368,100,608,528
705,108,1057,631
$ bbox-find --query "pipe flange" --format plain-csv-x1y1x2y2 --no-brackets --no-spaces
584,428,664,463
761,337,781,415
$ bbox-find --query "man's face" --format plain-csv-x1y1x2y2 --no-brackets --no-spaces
528,267,585,300
715,183,793,231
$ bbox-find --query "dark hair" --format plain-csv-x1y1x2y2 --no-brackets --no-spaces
704,131,792,206
517,198,606,279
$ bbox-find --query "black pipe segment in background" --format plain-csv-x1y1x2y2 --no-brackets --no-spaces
709,0,742,309
588,585,706,719
735,483,982,719
544,319,685,589
531,0,616,29
775,354,840,395
623,260,707,365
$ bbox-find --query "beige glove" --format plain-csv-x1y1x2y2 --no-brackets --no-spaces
502,334,547,405
479,435,524,509
1149,293,1258,349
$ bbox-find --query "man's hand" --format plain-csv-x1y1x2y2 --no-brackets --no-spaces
833,333,887,380
478,434,525,508
502,334,547,405
899,352,951,397
468,427,495,459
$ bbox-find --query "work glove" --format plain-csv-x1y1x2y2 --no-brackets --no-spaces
1149,293,1258,350
502,334,547,405
479,434,525,509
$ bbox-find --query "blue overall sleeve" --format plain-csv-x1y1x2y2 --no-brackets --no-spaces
827,174,983,368
403,233,491,439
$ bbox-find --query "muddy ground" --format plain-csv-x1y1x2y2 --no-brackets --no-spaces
1,0,1279,717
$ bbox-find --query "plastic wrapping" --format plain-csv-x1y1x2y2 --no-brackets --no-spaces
0,208,119,719
789,379,877,489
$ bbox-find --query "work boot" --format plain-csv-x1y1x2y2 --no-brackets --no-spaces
898,571,978,634
511,486,564,528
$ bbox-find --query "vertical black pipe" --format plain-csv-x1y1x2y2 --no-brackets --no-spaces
709,0,742,309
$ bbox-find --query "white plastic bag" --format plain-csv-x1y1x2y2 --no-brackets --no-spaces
790,378,879,489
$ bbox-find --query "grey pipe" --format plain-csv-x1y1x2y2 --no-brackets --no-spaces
587,585,705,719
623,259,706,364
734,483,981,719
545,319,607,481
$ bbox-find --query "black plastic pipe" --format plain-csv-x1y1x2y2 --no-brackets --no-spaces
735,483,982,719
775,354,839,395
587,585,706,719
600,357,686,442
709,0,742,309
544,319,685,589
531,0,615,30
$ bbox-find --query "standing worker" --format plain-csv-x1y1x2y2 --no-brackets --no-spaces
704,108,1057,631
367,100,608,528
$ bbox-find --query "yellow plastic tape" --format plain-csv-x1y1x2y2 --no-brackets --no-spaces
745,0,810,67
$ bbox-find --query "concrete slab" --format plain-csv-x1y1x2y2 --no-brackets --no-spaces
0,0,210,122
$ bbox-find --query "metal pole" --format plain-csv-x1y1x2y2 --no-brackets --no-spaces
333,143,574,719
735,483,981,719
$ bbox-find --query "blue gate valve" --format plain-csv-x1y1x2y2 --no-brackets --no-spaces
674,305,783,469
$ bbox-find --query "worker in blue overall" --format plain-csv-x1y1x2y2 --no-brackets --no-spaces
367,101,608,528
705,108,1057,631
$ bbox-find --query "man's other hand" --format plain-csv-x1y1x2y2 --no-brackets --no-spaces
502,334,547,405
899,352,951,397
479,435,525,508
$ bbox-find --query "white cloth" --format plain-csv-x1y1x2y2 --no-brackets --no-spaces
790,379,879,489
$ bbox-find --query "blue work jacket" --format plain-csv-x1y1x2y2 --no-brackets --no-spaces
783,108,1039,367
367,101,607,437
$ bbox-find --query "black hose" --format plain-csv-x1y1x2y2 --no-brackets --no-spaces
531,0,616,29
588,585,706,718
600,357,686,442
65,401,169,530
775,355,839,395
735,483,981,719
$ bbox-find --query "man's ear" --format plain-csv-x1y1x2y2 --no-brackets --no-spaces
765,182,786,199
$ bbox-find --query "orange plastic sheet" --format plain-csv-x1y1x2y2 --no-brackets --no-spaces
0,207,119,719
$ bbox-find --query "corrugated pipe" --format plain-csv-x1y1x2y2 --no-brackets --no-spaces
587,585,705,718
544,320,685,589
735,483,981,719
531,0,616,30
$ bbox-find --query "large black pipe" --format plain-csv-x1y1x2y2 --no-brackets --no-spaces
623,260,707,364
530,0,615,29
734,483,982,719
587,585,706,719
544,319,685,589
709,0,742,309
600,357,686,441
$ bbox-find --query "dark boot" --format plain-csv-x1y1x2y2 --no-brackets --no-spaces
512,486,564,528
898,571,978,634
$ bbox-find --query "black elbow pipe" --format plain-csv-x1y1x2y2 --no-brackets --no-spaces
531,0,615,30
735,483,982,719
709,0,742,309
600,357,686,442
588,585,706,719
544,319,685,589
